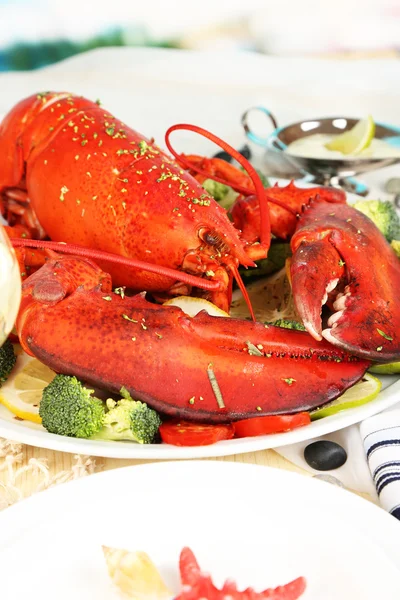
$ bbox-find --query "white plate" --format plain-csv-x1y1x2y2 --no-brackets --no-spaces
0,51,399,459
0,461,400,599
0,182,398,458
0,372,399,459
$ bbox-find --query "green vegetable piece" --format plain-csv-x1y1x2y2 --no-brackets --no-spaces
94,391,161,444
369,361,400,374
40,374,105,438
353,199,400,242
310,374,381,420
272,318,306,331
202,178,238,210
239,243,292,281
0,339,17,384
239,166,270,187
391,239,400,258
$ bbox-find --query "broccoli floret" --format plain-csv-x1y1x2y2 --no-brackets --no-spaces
94,387,161,444
239,243,292,281
40,377,161,443
40,374,105,438
203,169,269,211
202,179,238,209
0,339,17,383
353,199,400,242
273,318,306,331
239,166,270,188
391,239,400,258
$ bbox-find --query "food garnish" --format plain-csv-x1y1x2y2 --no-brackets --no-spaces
324,116,375,155
39,375,161,443
0,338,16,384
103,545,306,599
353,199,400,242
103,546,172,599
159,421,234,446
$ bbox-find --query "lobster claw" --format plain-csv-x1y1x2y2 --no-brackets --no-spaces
17,255,368,423
291,200,400,362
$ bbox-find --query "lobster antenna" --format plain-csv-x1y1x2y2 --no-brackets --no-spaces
10,238,222,293
231,264,255,322
165,124,272,250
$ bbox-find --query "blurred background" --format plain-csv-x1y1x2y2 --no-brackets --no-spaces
0,0,399,71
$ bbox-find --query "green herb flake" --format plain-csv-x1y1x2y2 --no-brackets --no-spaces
377,328,393,341
246,341,263,356
114,287,126,299
188,397,195,405
207,363,225,409
102,296,112,302
122,314,138,323
282,378,296,386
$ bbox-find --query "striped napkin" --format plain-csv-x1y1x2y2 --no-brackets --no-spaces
360,409,400,520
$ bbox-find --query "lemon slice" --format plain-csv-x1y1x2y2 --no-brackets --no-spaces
310,373,381,420
324,116,375,155
0,352,56,423
103,546,172,599
369,361,400,375
163,296,230,317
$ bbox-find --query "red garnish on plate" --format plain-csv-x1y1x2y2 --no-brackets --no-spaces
159,421,234,446
233,413,311,438
175,547,306,599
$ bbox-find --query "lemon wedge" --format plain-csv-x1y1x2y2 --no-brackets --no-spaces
310,373,381,420
0,353,56,423
324,116,375,155
103,546,172,599
163,296,230,317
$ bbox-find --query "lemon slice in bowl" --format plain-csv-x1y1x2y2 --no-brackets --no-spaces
310,373,381,420
163,296,230,317
0,352,56,423
325,116,375,155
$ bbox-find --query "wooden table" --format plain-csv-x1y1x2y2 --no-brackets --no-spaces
0,440,374,507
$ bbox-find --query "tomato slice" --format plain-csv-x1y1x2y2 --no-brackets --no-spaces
159,421,234,446
233,413,310,438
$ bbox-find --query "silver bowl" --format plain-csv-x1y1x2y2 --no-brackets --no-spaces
241,107,400,195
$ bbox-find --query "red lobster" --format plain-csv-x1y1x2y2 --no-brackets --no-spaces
0,92,399,423
16,254,368,422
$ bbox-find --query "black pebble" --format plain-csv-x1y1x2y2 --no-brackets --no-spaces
304,440,347,471
212,145,252,163
212,150,232,163
238,144,252,160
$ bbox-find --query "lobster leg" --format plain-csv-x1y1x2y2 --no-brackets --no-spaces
291,200,400,362
230,181,346,242
17,256,368,423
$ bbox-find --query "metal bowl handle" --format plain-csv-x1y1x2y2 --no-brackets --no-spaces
241,106,279,146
